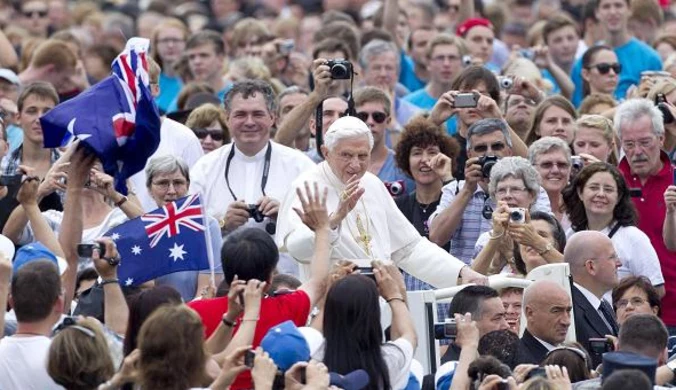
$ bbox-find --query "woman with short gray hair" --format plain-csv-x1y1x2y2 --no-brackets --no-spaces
145,155,223,301
472,157,564,275
528,137,572,227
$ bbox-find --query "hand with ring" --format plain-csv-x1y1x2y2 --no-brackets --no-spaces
92,237,120,280
330,174,365,230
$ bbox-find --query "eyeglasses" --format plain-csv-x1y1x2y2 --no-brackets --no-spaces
621,137,656,151
587,62,622,75
22,9,48,18
536,161,571,170
495,186,528,197
53,317,96,338
356,111,388,124
193,128,225,141
472,142,506,153
152,179,188,190
157,38,185,45
616,297,647,309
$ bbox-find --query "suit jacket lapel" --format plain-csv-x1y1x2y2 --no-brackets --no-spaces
572,285,613,336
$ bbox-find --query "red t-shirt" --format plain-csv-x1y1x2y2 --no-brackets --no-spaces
619,152,676,325
188,290,311,389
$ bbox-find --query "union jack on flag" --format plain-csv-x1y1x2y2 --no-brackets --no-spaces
142,194,206,248
104,194,211,287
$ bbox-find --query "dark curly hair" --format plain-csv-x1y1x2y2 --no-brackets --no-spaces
394,116,460,178
562,162,637,232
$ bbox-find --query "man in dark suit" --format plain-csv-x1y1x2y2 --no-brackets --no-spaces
565,231,621,367
517,280,573,365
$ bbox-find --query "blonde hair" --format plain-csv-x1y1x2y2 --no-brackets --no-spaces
503,57,554,93
578,93,617,116
185,103,230,142
47,318,115,390
151,18,190,68
575,114,618,164
426,33,468,59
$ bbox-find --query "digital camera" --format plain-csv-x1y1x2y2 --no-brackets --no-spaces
478,156,499,178
247,204,266,223
571,155,584,171
327,59,353,80
385,180,405,197
498,76,513,90
433,319,457,340
656,93,675,124
508,207,526,224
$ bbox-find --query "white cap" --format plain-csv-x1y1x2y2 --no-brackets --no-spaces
0,69,20,86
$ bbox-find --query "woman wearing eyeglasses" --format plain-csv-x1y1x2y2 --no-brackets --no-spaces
471,157,563,275
580,45,620,102
186,103,230,154
528,137,572,227
562,163,665,298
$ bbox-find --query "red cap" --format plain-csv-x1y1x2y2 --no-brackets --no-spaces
455,18,494,37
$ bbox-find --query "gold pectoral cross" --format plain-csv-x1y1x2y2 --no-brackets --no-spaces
356,214,372,257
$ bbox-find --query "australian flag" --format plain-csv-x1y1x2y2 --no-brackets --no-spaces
104,194,211,287
40,37,161,195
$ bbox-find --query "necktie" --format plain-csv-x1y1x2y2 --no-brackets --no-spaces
598,300,618,334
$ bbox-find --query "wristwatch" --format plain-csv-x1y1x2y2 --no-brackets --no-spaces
537,243,554,256
222,315,237,328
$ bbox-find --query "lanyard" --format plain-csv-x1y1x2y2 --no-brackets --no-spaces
224,142,272,201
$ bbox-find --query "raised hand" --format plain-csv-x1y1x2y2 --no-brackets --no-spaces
328,175,364,230
293,181,330,231
429,153,454,182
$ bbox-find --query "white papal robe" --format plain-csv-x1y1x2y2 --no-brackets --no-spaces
276,162,466,287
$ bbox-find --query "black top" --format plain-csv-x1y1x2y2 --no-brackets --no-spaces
516,329,551,366
453,134,468,181
0,182,62,232
395,191,450,251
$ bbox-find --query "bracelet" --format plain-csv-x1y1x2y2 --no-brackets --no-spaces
114,196,128,208
386,296,405,304
100,279,119,286
222,316,237,327
242,317,259,322
489,230,504,240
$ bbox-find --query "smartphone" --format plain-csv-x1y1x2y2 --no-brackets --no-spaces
0,174,21,187
454,92,479,108
356,267,376,281
244,350,256,368
525,367,547,380
589,338,614,355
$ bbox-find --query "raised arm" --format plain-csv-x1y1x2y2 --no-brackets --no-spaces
0,29,17,69
90,168,144,219
471,202,511,275
93,237,129,336
375,262,417,348
274,59,331,147
449,313,480,390
15,174,64,258
58,148,96,314
380,0,402,48
664,186,676,251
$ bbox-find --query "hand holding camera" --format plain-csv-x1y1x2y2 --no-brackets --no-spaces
89,237,120,280
454,312,480,349
430,90,462,125
463,157,487,194
223,201,252,232
311,58,333,100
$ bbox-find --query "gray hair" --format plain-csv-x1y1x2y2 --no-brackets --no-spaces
324,116,374,152
466,118,513,152
145,155,190,188
527,136,572,165
223,79,277,115
277,86,308,116
488,156,541,200
613,98,665,139
358,39,400,70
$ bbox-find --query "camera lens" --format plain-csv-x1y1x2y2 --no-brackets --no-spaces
389,182,403,196
482,161,496,178
510,211,522,221
331,64,348,78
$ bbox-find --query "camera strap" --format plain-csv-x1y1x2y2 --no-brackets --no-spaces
224,141,272,201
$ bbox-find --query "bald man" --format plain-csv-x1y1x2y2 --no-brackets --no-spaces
517,280,573,365
565,231,621,367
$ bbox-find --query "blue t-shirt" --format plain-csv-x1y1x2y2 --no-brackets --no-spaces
541,69,562,95
570,37,662,106
6,124,22,153
156,72,182,115
404,88,458,135
399,52,426,93
378,148,416,195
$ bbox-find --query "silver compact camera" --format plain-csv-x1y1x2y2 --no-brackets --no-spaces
508,207,526,224
498,76,513,90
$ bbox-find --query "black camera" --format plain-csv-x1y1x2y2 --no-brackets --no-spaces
384,180,405,197
478,156,499,179
433,319,457,340
656,93,675,124
589,338,614,355
327,59,353,80
525,367,547,380
0,174,21,187
246,204,266,223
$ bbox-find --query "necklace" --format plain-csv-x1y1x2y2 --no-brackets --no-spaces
355,212,373,258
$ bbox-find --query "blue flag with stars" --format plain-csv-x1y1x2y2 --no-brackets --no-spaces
104,194,211,287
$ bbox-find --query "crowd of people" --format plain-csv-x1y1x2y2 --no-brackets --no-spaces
1,0,676,389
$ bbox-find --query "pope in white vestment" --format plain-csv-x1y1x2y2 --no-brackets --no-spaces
276,116,483,287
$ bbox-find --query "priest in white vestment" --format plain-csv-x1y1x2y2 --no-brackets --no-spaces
276,116,486,287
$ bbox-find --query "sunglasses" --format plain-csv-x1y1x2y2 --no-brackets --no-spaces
193,128,224,141
588,62,622,75
472,142,506,153
356,111,388,124
22,9,48,18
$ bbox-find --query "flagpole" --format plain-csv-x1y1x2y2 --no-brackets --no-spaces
199,193,216,287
